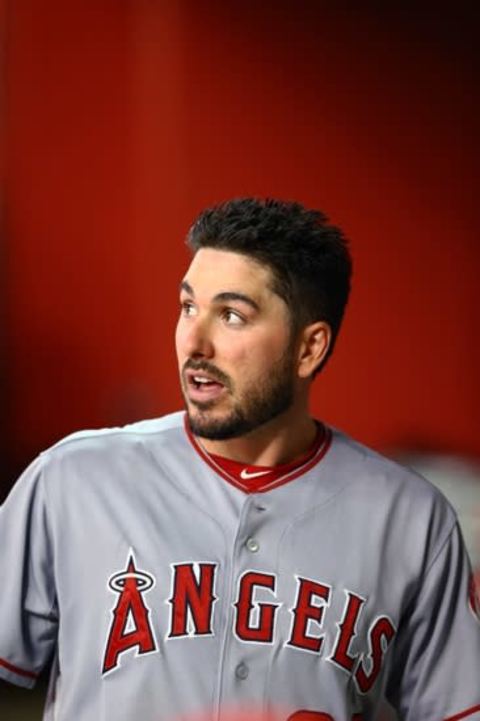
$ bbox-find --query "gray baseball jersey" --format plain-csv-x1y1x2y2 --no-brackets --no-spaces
1,411,479,721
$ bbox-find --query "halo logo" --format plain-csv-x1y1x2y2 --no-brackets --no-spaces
103,551,158,674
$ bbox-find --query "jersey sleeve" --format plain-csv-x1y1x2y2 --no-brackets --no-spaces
386,520,480,721
0,454,58,688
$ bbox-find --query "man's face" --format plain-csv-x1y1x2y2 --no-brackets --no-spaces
175,248,298,440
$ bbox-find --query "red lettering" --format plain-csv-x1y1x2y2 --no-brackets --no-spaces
234,571,279,643
355,616,396,693
103,556,157,674
287,577,331,653
168,563,217,637
330,591,365,673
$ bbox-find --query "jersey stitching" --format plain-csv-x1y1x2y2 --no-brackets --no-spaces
44,415,184,453
385,522,465,713
140,442,230,542
275,473,368,558
423,519,459,578
398,518,459,622
39,468,60,621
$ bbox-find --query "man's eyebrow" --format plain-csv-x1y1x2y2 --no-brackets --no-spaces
212,292,260,312
180,282,260,312
180,280,194,296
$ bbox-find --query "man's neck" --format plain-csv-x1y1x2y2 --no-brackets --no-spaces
196,409,318,467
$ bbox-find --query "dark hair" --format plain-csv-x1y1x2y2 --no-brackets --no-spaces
187,197,352,372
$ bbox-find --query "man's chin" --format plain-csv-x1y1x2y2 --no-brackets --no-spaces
187,399,217,413
186,407,247,441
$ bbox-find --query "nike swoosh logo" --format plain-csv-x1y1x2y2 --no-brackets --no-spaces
240,468,271,480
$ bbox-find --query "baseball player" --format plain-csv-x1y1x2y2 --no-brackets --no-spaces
1,198,479,721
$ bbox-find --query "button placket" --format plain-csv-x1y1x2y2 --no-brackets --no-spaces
243,496,267,554
219,496,272,709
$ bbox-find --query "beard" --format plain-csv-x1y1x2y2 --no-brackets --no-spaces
183,348,296,441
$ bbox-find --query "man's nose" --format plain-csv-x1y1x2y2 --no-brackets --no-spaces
183,318,214,359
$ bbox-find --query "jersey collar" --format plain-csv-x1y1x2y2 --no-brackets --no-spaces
184,414,332,494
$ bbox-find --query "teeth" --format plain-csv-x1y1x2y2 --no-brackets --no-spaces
193,376,211,384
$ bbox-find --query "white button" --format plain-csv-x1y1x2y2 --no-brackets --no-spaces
235,662,249,680
255,503,267,512
246,537,259,553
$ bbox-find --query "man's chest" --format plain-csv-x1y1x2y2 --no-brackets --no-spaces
51,481,402,720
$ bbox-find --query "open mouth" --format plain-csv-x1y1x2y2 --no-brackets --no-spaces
184,369,227,401
190,375,223,391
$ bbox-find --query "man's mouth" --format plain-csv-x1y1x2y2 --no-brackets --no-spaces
184,369,227,403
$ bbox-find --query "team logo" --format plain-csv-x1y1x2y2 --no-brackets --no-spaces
468,572,480,624
103,551,158,674
100,555,395,693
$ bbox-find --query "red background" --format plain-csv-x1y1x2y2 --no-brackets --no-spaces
2,2,479,487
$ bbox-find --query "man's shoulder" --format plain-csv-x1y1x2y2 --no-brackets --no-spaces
329,425,434,484
4,412,192,513
42,411,186,462
327,426,456,522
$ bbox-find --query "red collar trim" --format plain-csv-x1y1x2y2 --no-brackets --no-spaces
184,415,332,494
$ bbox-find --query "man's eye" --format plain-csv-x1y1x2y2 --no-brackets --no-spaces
223,309,245,326
181,301,196,317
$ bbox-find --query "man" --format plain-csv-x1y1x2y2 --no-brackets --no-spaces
1,198,479,721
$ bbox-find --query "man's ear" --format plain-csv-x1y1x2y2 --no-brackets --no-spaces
297,322,332,379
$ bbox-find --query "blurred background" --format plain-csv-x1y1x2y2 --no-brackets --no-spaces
0,1,478,718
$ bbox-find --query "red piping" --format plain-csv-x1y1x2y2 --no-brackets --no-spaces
0,657,38,680
184,414,332,494
444,705,480,721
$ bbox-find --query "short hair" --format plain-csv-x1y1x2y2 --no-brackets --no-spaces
187,197,352,372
